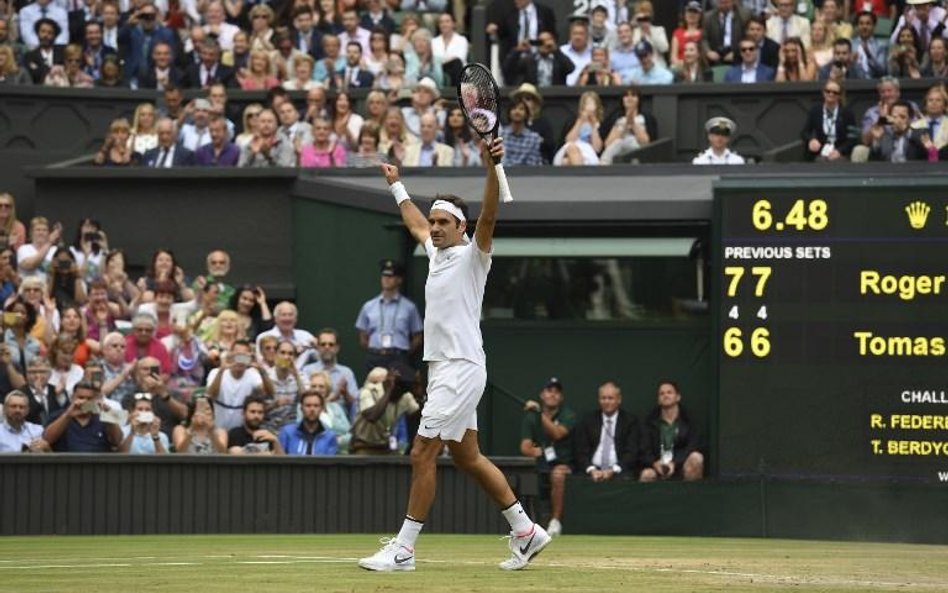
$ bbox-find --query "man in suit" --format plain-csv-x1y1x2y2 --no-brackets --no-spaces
745,16,778,69
766,0,811,48
853,11,888,79
331,41,374,90
138,41,184,90
868,101,928,162
23,18,64,84
502,29,574,87
184,39,235,89
68,0,99,46
359,0,395,36
818,39,869,82
80,21,116,80
18,0,69,50
701,0,751,66
724,37,775,83
490,0,556,65
801,80,857,161
292,5,323,60
574,381,640,483
402,113,453,167
118,1,179,86
141,118,195,168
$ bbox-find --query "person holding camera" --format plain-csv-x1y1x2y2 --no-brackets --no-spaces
43,382,123,452
502,29,574,88
227,395,284,455
350,365,419,455
68,218,109,285
887,26,923,79
173,395,228,454
47,249,87,312
128,355,188,436
206,340,273,430
818,38,869,81
264,339,306,433
629,1,669,68
119,392,169,454
577,46,622,86
639,381,703,482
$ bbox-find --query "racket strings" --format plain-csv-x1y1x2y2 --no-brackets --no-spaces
459,68,498,135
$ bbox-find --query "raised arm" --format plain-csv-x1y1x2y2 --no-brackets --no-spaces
381,164,430,246
474,138,504,253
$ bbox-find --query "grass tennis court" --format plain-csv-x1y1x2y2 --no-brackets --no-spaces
1,534,947,593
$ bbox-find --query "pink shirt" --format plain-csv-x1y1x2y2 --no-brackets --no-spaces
300,143,347,168
240,76,281,91
125,334,173,375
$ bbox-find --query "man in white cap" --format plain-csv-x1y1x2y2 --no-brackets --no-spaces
179,98,215,151
400,77,445,139
890,0,945,49
359,138,552,572
693,117,745,164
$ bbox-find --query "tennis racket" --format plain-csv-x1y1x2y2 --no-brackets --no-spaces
457,63,513,203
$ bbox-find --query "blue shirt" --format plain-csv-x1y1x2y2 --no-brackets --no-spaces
127,431,170,454
501,125,544,166
298,360,360,419
279,421,338,455
47,410,114,453
624,64,674,85
355,293,423,351
313,57,345,83
610,46,641,81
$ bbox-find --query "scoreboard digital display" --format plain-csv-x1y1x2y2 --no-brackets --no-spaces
714,179,948,481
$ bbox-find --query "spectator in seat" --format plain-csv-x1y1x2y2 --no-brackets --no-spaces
503,29,574,88
93,117,137,167
47,334,83,400
912,84,948,155
808,20,834,69
350,365,418,455
724,36,775,83
307,369,350,451
19,0,69,50
574,380,640,482
119,392,169,453
432,12,467,86
354,259,423,375
100,331,136,406
23,358,55,426
279,389,337,455
670,1,703,69
766,0,811,48
227,395,284,454
921,37,948,78
172,395,228,453
775,37,816,81
702,0,751,66
859,77,915,148
639,380,704,482
600,86,658,165
255,301,314,353
142,117,196,167
4,299,42,375
229,285,273,342
401,112,452,167
0,193,23,253
284,54,318,90
207,340,273,430
130,102,159,155
237,108,297,167
338,7,371,57
23,17,65,84
83,278,120,344
125,312,173,374
889,0,944,51
332,41,374,90
236,103,263,149
44,382,123,452
365,28,392,78
820,38,870,81
99,1,119,50
79,21,115,80
237,49,280,90
18,216,60,280
19,276,58,345
501,97,544,166
868,101,928,162
624,40,673,85
316,0,342,35
186,39,235,89
561,19,592,87
400,77,443,139
577,46,622,86
195,115,240,166
292,6,324,60
48,248,87,310
630,1,669,68
94,54,124,88
349,121,386,167
0,44,31,85
58,306,95,367
361,0,395,37
853,11,888,79
223,30,250,71
802,80,857,161
673,40,713,83
247,4,276,53
818,0,852,41
745,16,779,69
554,91,604,166
118,2,179,87
887,26,923,79
489,0,556,68
692,116,745,164
520,376,575,538
405,27,443,87
443,105,481,167
0,389,46,453
374,50,407,93
191,249,233,313
379,106,416,165
203,1,240,51
264,339,307,433
138,41,183,90
588,4,615,49
44,43,94,87
205,310,244,366
331,91,364,149
298,328,358,418
313,33,344,84
300,116,348,168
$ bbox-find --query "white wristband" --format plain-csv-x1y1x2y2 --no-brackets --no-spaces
390,181,410,205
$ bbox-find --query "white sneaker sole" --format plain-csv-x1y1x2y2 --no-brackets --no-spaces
358,559,416,572
500,534,552,571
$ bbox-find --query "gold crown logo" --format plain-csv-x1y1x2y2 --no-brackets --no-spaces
906,201,930,230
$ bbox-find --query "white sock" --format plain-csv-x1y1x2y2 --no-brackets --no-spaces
501,501,534,535
396,516,424,549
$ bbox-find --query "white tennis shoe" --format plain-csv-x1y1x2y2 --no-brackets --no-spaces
499,524,551,570
358,537,416,572
547,518,562,537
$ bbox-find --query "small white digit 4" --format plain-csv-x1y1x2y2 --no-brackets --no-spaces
728,305,739,319
757,305,768,320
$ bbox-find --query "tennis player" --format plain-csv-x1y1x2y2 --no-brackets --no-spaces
359,137,551,572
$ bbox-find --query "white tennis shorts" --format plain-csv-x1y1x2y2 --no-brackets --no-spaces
416,359,486,442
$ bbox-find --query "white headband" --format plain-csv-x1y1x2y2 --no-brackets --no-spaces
430,199,466,222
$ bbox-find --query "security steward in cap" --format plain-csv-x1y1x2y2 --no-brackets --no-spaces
354,259,424,374
692,117,746,164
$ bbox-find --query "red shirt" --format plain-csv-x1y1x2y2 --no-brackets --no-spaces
124,334,173,375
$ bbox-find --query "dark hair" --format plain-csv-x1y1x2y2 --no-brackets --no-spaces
855,10,877,25
370,26,390,52
331,90,352,118
84,20,102,33
292,5,314,18
744,16,765,31
243,394,267,412
317,327,339,341
60,305,86,341
71,217,102,251
229,285,264,320
443,105,473,146
891,100,915,118
6,298,37,333
153,279,177,296
300,390,325,407
895,25,922,59
186,395,215,423
346,40,362,54
505,97,532,121
147,249,178,280
73,382,98,396
657,379,680,394
432,194,469,226
265,86,289,109
233,338,253,352
833,37,852,51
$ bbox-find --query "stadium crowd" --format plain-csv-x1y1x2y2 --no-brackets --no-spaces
1,0,947,163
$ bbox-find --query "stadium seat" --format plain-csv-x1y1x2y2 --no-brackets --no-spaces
712,65,730,83
875,17,893,39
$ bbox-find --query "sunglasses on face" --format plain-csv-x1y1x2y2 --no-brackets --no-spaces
134,392,153,401
740,46,756,53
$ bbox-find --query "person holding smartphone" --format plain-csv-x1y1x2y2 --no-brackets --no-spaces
205,341,274,430
43,382,123,452
119,393,169,454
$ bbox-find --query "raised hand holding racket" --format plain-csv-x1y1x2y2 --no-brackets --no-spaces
458,63,513,203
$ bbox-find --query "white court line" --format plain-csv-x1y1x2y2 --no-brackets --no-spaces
0,563,133,570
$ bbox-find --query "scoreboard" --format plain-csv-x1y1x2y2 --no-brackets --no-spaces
714,178,948,481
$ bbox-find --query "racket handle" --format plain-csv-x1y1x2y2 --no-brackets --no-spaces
494,162,513,203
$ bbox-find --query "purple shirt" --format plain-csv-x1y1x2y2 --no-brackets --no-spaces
195,142,241,167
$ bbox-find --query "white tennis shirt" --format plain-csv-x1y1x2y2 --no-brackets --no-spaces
422,236,491,366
